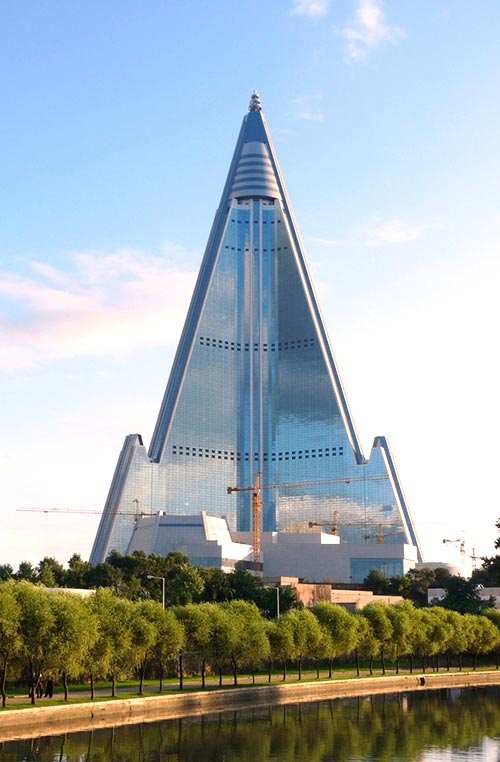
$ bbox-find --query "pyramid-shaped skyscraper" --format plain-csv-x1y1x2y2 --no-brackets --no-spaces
90,92,422,568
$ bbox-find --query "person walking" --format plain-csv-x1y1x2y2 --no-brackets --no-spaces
44,677,54,698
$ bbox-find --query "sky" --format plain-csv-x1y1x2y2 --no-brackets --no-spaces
1,0,499,574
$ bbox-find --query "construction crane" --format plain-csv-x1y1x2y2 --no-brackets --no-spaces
17,498,151,524
442,537,478,570
308,513,402,544
443,537,466,556
227,472,263,573
227,472,391,576
363,525,403,544
308,511,340,535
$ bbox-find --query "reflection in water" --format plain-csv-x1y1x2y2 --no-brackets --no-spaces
2,687,500,761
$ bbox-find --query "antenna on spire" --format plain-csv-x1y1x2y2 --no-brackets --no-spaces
249,90,262,112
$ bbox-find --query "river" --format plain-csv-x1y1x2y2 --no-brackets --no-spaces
2,686,500,760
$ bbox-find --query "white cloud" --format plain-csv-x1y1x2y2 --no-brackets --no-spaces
0,247,198,372
341,0,402,62
291,93,325,122
306,218,424,248
306,236,341,246
290,0,330,16
370,218,422,244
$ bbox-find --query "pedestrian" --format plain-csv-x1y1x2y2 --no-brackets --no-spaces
44,678,54,698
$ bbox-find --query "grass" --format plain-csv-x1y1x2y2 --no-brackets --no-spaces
2,659,498,711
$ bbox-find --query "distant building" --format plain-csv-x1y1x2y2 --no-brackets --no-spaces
127,511,417,584
428,587,500,609
264,577,404,610
127,512,254,573
44,588,95,599
90,92,423,577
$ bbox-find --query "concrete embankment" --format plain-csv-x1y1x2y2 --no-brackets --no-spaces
2,671,500,742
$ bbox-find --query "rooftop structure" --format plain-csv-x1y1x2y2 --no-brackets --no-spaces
90,93,423,572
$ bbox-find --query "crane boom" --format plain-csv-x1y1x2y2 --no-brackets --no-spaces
227,472,391,576
18,508,140,515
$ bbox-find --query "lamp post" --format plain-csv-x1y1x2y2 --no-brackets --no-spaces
276,586,280,619
147,574,166,609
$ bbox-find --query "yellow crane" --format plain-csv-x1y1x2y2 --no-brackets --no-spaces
308,512,402,543
227,472,390,575
363,525,403,544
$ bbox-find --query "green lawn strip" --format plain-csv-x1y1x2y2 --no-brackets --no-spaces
2,661,498,711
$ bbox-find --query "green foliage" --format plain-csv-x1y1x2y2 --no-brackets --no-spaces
0,581,22,706
435,576,492,614
283,608,323,679
267,615,295,680
0,563,13,582
4,566,500,707
36,557,66,587
90,589,136,696
311,602,357,660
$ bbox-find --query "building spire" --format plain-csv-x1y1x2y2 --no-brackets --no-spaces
248,90,262,112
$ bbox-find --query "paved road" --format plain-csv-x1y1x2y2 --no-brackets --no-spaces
5,670,357,707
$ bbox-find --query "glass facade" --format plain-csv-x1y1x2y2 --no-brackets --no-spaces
90,95,422,567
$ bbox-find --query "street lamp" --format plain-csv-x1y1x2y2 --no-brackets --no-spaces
276,586,280,619
147,574,166,609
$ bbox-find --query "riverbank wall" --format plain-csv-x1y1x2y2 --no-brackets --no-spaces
2,670,500,742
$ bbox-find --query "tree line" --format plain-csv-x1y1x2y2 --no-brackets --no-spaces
2,579,500,709
0,550,298,615
2,549,493,614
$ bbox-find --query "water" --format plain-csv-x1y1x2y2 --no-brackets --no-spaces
2,687,500,761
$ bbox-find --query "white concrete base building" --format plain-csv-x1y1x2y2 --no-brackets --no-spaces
127,512,417,584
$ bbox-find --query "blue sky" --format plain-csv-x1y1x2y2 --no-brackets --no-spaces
1,0,499,572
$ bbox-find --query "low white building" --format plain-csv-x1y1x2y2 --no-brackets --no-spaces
127,512,418,584
127,512,253,573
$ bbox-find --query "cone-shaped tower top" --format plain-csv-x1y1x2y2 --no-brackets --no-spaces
90,94,423,568
248,89,262,111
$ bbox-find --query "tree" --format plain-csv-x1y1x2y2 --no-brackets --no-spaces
227,568,260,603
361,603,393,675
385,601,415,674
437,576,493,615
14,582,57,703
352,613,372,676
196,567,233,603
90,589,135,696
485,608,500,669
81,596,108,700
364,568,392,595
268,616,295,681
0,581,21,707
464,614,499,670
47,593,97,700
175,604,212,688
14,561,36,583
130,600,183,695
86,562,125,595
410,608,451,672
404,567,441,607
166,565,205,606
36,556,66,587
0,564,13,582
441,609,469,670
66,554,93,589
311,603,357,676
206,603,234,686
259,585,300,618
224,600,270,684
284,608,323,680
